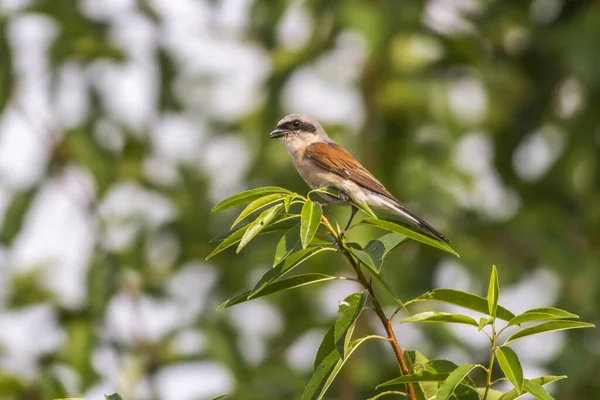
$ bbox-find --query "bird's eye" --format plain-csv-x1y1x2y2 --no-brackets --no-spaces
292,120,301,127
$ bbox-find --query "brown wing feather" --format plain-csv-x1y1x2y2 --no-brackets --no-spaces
304,142,398,201
305,142,449,243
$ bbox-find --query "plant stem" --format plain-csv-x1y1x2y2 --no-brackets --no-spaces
341,247,416,400
483,326,498,400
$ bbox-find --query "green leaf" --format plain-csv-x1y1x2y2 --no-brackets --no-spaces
210,187,291,213
362,232,409,271
314,323,335,371
283,195,292,212
301,336,375,400
104,395,123,400
237,204,285,252
248,247,335,298
507,308,579,327
498,376,566,400
273,224,301,267
217,273,340,310
488,265,499,319
496,346,524,394
524,381,554,400
505,320,594,344
478,317,489,331
436,364,478,400
300,200,323,249
412,289,515,321
476,388,505,400
377,370,450,388
334,291,368,359
347,244,404,306
400,312,479,327
206,214,298,259
352,201,377,219
230,193,287,228
360,218,459,257
211,395,228,400
0,189,36,245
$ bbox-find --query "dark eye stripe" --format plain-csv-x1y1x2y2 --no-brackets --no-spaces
277,120,316,132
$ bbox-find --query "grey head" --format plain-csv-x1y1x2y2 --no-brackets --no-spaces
269,114,330,143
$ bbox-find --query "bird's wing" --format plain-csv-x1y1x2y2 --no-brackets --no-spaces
304,141,396,200
305,141,449,243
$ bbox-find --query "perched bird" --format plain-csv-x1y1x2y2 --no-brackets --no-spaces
269,113,448,243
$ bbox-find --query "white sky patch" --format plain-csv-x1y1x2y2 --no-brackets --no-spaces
277,2,313,50
154,362,233,400
150,113,206,164
282,32,366,131
0,304,66,379
0,0,34,13
80,0,137,21
422,0,481,37
201,135,252,203
513,125,566,182
98,181,177,251
434,260,478,293
54,62,89,129
452,132,520,220
215,0,255,37
8,167,96,307
286,328,326,371
530,0,563,25
447,75,488,126
555,77,584,119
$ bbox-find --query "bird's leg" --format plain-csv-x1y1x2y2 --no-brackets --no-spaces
342,205,358,236
319,191,350,208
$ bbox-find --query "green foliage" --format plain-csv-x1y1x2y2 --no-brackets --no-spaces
211,187,594,400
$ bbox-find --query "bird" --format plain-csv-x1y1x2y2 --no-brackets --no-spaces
269,113,448,243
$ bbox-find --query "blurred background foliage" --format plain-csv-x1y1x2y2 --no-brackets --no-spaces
0,0,598,399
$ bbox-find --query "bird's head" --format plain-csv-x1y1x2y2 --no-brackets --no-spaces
269,114,329,152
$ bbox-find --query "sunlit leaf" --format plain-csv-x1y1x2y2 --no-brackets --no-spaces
217,273,341,310
314,323,335,372
400,312,479,327
505,320,594,344
104,394,123,400
231,193,287,228
206,214,298,259
523,381,554,400
507,308,579,327
436,364,478,400
498,376,566,400
496,346,524,394
300,200,322,249
377,370,450,388
361,232,409,272
273,224,301,267
249,247,335,298
360,218,459,257
412,289,515,321
210,186,291,213
301,336,376,400
334,291,368,359
488,265,499,319
237,204,285,252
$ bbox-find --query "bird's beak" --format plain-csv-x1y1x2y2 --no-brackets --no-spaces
269,128,285,138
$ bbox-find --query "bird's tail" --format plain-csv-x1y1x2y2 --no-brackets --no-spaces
380,198,449,243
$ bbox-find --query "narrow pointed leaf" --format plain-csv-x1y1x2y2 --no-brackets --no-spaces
301,336,376,400
505,320,594,344
488,265,499,319
362,232,409,271
300,200,323,249
210,186,291,213
211,396,227,400
209,214,298,243
524,382,554,400
249,247,335,298
412,288,515,321
230,193,287,228
400,312,478,327
352,201,377,219
237,204,284,252
104,395,123,400
436,364,478,400
348,246,404,307
507,308,579,327
314,323,335,371
334,291,368,359
377,370,450,388
217,273,340,310
498,376,566,400
273,224,301,267
360,218,459,257
478,317,488,331
283,195,292,212
496,346,524,394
